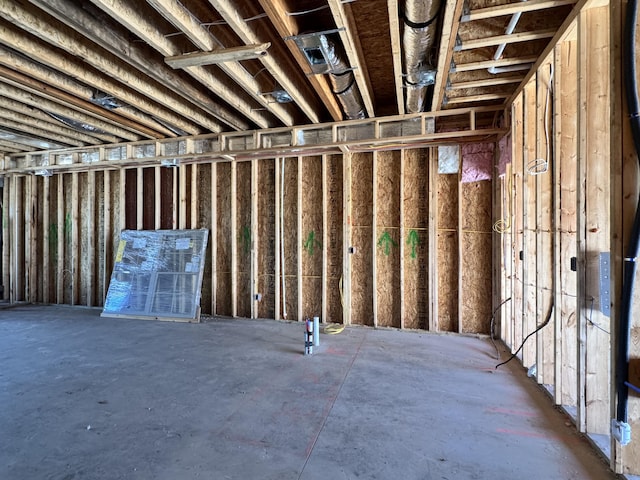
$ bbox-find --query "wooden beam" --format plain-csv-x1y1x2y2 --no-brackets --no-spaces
258,0,343,121
462,0,577,22
457,29,557,51
251,159,259,319
2,176,9,301
343,152,352,325
86,170,96,307
165,44,270,68
0,98,118,145
56,174,64,304
372,151,378,327
25,175,37,302
431,0,466,111
387,0,405,115
211,162,218,315
327,0,376,118
0,7,205,135
206,0,322,124
136,167,144,230
178,164,187,229
428,148,438,331
71,172,79,305
452,56,539,73
274,157,281,320
190,164,198,228
43,175,50,304
230,160,238,318
448,76,525,90
445,93,509,105
297,156,303,321
30,0,249,133
321,155,328,323
399,149,406,329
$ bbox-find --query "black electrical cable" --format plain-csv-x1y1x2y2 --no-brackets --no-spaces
617,0,640,424
495,301,553,370
490,297,512,360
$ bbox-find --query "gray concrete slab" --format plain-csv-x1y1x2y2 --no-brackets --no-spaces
0,305,618,480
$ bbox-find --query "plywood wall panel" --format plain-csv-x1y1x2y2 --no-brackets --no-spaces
437,173,459,332
216,162,232,317
301,156,323,320
283,157,299,320
236,161,252,318
325,155,343,324
258,159,276,319
351,152,374,326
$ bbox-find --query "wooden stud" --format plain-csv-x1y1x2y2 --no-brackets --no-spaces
2,177,9,301
211,162,217,316
372,150,378,328
297,156,303,321
274,157,281,320
387,0,404,115
136,167,143,230
178,164,187,230
87,170,96,307
119,169,126,233
56,174,64,304
191,164,198,228
322,155,328,324
457,163,463,333
522,80,538,370
428,148,439,331
172,167,178,229
25,174,36,302
399,149,406,329
42,175,50,304
103,170,111,303
512,97,525,358
343,152,353,325
230,160,238,318
251,159,259,319
71,172,79,305
154,166,161,229
577,6,611,436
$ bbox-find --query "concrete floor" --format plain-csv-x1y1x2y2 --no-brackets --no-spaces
0,305,618,480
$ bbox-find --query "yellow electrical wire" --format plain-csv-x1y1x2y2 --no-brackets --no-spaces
493,170,512,234
324,323,345,334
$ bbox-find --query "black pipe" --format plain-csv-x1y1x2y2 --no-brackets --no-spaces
617,0,640,424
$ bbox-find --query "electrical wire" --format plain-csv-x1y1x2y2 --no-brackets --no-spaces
587,296,610,335
287,5,330,16
495,301,553,369
324,324,345,334
527,63,554,176
490,297,512,360
493,172,512,233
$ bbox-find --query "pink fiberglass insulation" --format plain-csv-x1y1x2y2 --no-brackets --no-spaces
498,135,511,177
461,143,494,183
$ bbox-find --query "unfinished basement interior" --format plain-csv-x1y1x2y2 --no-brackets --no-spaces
1,0,640,478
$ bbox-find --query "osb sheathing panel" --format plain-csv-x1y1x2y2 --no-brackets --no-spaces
460,181,493,334
47,175,59,303
258,159,276,319
216,162,232,317
95,171,106,306
283,157,299,320
403,149,428,330
63,174,73,304
438,173,459,332
438,231,458,333
143,168,155,230
236,162,252,318
352,152,374,326
197,164,212,315
325,155,343,324
376,151,401,328
78,172,91,305
302,156,322,319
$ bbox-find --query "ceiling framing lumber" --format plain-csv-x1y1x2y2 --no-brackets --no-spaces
257,0,343,121
165,44,271,68
0,47,172,139
445,93,509,105
327,0,376,118
452,56,539,73
30,0,248,132
206,0,323,124
448,76,525,89
431,0,465,111
0,116,86,148
462,0,577,22
387,0,405,115
145,0,296,127
456,29,557,51
0,98,120,144
0,15,204,136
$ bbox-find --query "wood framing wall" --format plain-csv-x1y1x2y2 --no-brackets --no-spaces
1,148,493,334
496,0,640,474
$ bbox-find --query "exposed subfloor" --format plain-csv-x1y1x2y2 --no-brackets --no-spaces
0,305,618,480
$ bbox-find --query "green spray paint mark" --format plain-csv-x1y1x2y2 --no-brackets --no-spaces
49,223,58,263
240,225,251,255
406,230,420,259
377,230,397,256
64,212,72,235
303,231,322,256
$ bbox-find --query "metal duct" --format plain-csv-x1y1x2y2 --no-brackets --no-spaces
403,0,442,113
321,34,366,120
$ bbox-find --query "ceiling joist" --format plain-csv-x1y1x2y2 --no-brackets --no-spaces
165,44,271,68
456,28,557,51
462,0,577,22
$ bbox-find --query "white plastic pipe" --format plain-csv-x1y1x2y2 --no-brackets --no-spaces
488,2,530,75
